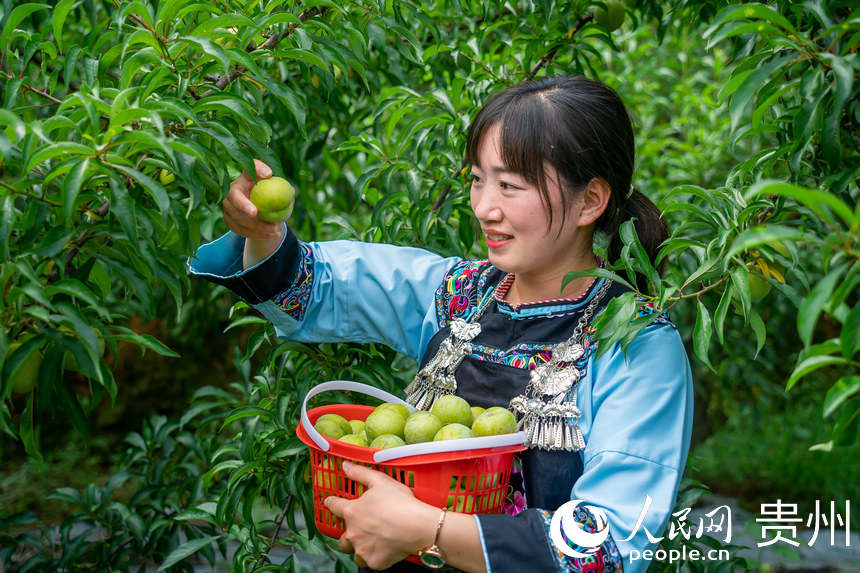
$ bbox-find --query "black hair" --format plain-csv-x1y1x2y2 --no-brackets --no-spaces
465,75,669,289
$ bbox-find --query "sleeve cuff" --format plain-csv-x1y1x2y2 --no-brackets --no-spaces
474,514,492,573
474,510,559,573
186,224,303,304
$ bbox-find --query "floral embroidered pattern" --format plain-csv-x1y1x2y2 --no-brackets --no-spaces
502,457,528,516
435,259,495,326
537,507,624,572
273,243,314,321
471,342,555,370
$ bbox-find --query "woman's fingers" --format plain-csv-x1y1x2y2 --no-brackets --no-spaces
221,161,286,239
252,158,273,179
354,554,368,568
338,534,354,554
222,195,282,239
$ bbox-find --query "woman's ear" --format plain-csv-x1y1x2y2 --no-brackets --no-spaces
577,178,612,226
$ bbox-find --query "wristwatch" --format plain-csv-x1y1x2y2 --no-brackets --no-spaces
418,508,447,569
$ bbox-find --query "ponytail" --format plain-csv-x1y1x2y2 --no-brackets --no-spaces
604,187,670,292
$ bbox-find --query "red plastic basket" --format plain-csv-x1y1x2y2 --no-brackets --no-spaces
295,381,527,559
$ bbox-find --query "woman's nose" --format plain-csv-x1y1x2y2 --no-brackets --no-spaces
471,188,502,221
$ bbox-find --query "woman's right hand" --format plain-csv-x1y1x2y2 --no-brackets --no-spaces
222,158,287,240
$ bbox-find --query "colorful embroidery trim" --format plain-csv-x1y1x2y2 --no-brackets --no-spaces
273,242,314,321
537,507,624,573
435,259,495,326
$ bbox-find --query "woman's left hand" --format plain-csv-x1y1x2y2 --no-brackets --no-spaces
325,460,438,570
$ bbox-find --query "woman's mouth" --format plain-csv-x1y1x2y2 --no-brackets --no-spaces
485,234,513,249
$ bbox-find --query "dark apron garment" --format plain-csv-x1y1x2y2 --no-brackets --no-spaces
357,278,625,573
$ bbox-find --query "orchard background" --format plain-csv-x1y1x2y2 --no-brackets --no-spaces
0,0,857,571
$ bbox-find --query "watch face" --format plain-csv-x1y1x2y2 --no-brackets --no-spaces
419,548,445,569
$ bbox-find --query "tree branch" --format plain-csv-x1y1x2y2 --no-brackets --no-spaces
200,8,321,98
527,13,593,81
252,494,293,570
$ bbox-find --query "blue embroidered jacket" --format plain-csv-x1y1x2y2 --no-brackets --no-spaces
187,225,694,573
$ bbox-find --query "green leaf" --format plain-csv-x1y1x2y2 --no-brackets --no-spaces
0,109,27,142
729,54,794,131
279,47,331,73
108,326,180,357
787,355,855,391
44,279,110,322
726,225,808,259
220,406,274,428
824,376,860,419
798,264,848,347
714,284,733,346
62,158,89,226
223,316,268,332
25,142,93,173
831,397,860,447
177,36,231,74
749,309,766,359
1,4,51,58
158,535,221,570
693,301,715,373
729,267,751,323
561,267,635,293
52,0,77,53
842,305,860,359
110,163,171,221
745,181,857,228
709,3,798,36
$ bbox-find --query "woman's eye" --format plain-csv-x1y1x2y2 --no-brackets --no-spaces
499,181,519,190
470,174,481,183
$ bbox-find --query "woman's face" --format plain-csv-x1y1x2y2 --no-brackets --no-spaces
469,123,592,281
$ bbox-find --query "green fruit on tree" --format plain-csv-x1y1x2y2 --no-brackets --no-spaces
365,408,406,442
433,423,475,441
7,341,43,395
339,433,368,447
404,411,443,444
369,434,405,449
314,418,346,440
250,176,295,223
159,169,175,185
472,407,518,437
378,402,411,420
594,0,626,31
317,413,352,435
431,395,473,427
748,274,772,301
348,419,366,434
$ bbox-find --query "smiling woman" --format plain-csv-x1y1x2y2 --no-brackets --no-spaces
188,75,693,573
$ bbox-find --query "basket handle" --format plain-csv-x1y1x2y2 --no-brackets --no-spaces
301,380,415,452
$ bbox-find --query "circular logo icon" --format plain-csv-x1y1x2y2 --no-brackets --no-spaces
549,500,610,558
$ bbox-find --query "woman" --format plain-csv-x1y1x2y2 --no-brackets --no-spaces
188,75,693,573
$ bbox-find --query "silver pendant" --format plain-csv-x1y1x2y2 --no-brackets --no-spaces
554,342,584,363
450,318,481,341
